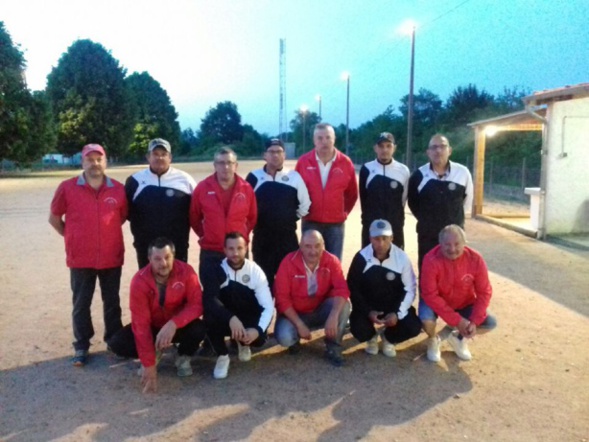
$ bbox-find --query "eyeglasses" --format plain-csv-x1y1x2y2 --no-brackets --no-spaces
214,160,237,166
428,144,449,151
266,149,284,155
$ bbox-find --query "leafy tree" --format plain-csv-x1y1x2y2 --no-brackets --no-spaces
289,109,321,156
234,124,265,157
199,101,244,147
46,39,134,157
126,72,180,158
179,128,199,156
442,84,495,127
349,106,405,163
493,86,531,113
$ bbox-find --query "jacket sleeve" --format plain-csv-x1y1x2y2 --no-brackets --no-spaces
397,253,417,319
246,185,257,236
252,265,275,333
171,268,204,328
50,181,67,216
274,257,293,314
327,255,351,299
124,175,138,222
189,186,204,237
347,253,371,317
463,168,474,217
343,159,359,216
296,173,311,218
358,165,368,214
245,172,257,190
407,170,421,218
469,254,492,326
129,276,157,367
420,253,463,327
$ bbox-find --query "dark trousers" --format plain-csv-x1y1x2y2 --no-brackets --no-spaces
198,249,226,277
205,314,267,356
70,267,123,351
362,224,405,250
350,306,422,345
252,228,298,291
418,235,439,273
107,319,206,358
135,244,188,269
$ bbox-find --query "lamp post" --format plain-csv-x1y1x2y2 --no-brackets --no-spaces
400,21,416,169
315,94,322,119
341,71,350,155
300,104,309,152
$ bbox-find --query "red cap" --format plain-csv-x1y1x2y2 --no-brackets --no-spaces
82,144,106,157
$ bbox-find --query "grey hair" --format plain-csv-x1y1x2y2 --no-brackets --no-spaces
438,224,467,244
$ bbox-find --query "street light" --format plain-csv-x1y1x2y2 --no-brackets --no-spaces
400,20,416,169
315,94,322,119
341,71,350,155
300,104,309,152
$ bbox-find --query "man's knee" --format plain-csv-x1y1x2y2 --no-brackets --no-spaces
274,317,298,347
479,313,497,331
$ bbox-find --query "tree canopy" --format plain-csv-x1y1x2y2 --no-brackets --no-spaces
200,101,244,146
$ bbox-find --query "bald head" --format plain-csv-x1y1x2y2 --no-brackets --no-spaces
300,230,325,269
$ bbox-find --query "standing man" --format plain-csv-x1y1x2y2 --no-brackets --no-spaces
200,232,274,380
274,230,351,367
49,144,127,366
408,134,473,270
296,123,358,261
347,220,421,357
246,138,311,289
359,132,409,249
126,138,196,268
107,237,206,393
190,147,257,275
420,225,496,362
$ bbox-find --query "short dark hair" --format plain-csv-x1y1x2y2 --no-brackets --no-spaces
224,231,246,246
214,146,237,161
147,237,176,257
314,123,334,133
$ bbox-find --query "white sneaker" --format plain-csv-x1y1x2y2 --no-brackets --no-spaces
237,342,251,362
213,355,230,379
382,338,396,358
447,333,472,361
365,334,379,355
427,336,441,362
175,354,193,377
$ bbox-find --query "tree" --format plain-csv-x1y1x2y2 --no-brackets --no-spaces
289,109,321,156
126,72,180,159
199,101,244,148
46,39,134,157
235,124,265,157
350,106,405,162
180,128,199,156
442,84,495,127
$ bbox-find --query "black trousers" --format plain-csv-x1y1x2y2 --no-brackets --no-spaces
107,319,206,358
252,228,298,292
350,306,422,345
417,235,439,273
70,267,123,351
205,314,267,356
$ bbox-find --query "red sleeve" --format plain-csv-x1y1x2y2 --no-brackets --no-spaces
129,275,157,367
469,254,492,326
274,256,294,314
50,182,67,216
118,187,128,224
343,159,358,215
189,186,204,237
420,253,463,327
171,268,204,328
327,254,350,299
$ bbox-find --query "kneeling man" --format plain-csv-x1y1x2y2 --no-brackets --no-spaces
420,224,497,362
274,230,351,367
200,232,274,380
108,237,206,393
348,219,421,357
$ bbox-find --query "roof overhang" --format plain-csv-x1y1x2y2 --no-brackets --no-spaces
523,83,589,107
468,108,546,133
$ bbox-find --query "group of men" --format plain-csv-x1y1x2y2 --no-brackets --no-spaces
49,123,496,393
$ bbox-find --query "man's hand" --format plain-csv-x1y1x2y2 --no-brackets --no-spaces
324,313,339,340
241,328,260,345
464,321,477,339
457,317,476,338
155,320,177,351
383,312,398,328
368,310,385,325
229,316,246,341
141,365,158,394
296,322,312,340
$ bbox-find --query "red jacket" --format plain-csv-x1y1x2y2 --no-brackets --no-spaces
130,260,204,367
274,250,350,314
190,174,257,253
295,149,358,223
420,245,492,327
50,174,127,269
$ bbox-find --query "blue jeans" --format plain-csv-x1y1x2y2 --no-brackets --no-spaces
70,267,123,351
274,297,351,348
419,297,497,332
302,220,345,262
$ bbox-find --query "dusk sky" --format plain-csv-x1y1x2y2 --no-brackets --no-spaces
3,0,588,137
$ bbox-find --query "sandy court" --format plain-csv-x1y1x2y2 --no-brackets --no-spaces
0,160,588,441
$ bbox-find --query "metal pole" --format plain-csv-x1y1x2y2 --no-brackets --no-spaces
302,111,306,152
406,25,415,169
345,76,350,155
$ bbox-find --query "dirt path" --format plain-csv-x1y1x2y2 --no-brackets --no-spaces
1,161,587,441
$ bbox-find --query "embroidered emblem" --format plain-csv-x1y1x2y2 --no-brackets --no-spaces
386,272,396,281
281,176,289,182
166,189,175,197
103,197,118,205
172,282,185,290
390,181,398,189
242,274,251,283
448,183,456,191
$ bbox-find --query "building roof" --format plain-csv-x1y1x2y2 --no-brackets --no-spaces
523,83,589,106
467,108,546,130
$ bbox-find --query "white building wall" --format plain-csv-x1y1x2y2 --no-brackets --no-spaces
544,96,589,234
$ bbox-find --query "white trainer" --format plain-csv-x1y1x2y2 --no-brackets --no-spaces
175,354,193,377
365,334,379,355
447,333,472,361
382,338,396,358
426,336,441,362
237,342,252,362
213,355,230,379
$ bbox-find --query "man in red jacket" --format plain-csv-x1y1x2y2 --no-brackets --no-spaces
420,224,496,362
295,123,358,261
107,237,206,393
190,147,257,275
274,230,351,366
49,144,127,367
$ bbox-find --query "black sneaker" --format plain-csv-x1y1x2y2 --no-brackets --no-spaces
288,342,301,355
325,347,345,367
72,349,88,367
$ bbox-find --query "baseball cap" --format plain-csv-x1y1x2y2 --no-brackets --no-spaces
82,144,106,157
148,138,171,153
376,132,395,144
369,219,393,237
266,138,285,149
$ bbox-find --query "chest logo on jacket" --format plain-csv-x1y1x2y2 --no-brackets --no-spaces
166,189,175,197
281,176,289,182
172,282,185,290
386,272,396,281
448,183,456,191
242,274,250,283
103,197,119,206
390,181,398,189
